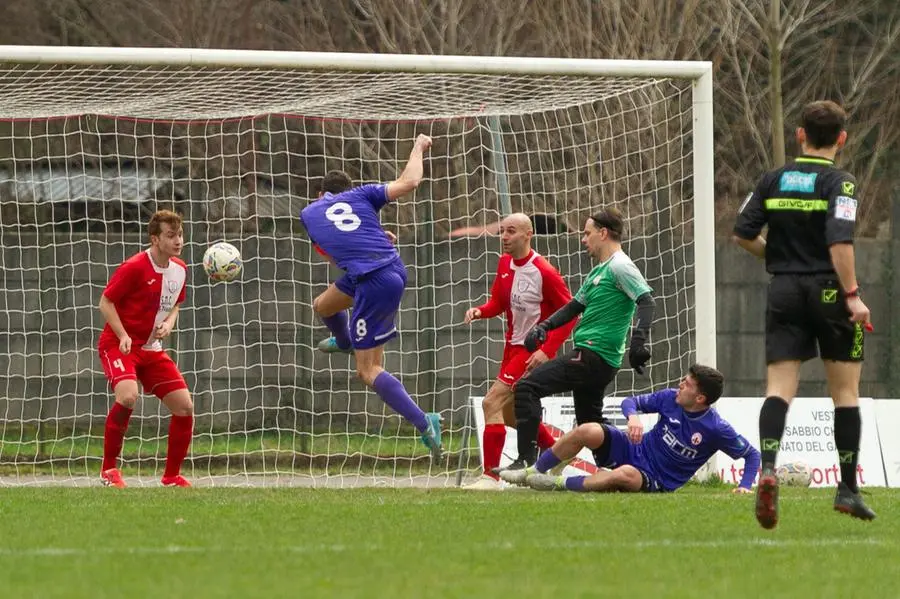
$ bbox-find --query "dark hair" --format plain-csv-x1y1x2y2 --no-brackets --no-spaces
148,209,183,239
801,101,847,149
321,170,352,195
588,206,624,241
689,364,725,405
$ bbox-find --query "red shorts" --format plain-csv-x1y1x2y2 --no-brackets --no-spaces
99,342,188,399
496,344,532,386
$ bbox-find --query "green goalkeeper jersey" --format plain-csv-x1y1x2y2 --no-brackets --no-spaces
573,250,652,367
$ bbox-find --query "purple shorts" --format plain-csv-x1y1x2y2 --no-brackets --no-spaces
335,259,407,350
593,425,666,493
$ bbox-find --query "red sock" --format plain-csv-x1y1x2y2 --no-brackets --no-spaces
537,422,557,450
102,401,133,472
164,414,194,478
482,423,506,480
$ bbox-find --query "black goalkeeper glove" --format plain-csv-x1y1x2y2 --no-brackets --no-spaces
524,324,548,353
628,334,651,375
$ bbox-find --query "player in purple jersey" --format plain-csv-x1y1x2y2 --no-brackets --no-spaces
299,134,443,460
501,364,761,493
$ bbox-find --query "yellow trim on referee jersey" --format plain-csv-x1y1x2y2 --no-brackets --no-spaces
795,157,834,165
764,198,829,212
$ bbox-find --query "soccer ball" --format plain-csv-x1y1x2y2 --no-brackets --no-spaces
776,461,812,487
203,242,243,282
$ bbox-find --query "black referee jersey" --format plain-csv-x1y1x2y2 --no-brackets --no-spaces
733,155,858,275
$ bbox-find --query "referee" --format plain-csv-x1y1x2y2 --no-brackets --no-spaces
500,207,655,477
733,100,875,528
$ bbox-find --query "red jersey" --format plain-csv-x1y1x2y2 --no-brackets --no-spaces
99,250,187,351
476,250,575,355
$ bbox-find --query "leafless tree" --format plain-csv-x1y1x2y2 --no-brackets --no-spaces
0,0,897,236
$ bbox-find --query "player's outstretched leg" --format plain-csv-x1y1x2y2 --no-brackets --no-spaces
160,389,194,488
530,466,643,493
313,284,354,354
101,381,138,489
501,422,601,486
357,346,443,461
755,469,779,529
421,412,443,461
496,355,574,476
756,394,790,529
827,361,875,521
318,335,352,354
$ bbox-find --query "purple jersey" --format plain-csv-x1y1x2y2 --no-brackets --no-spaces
624,389,756,491
300,184,400,276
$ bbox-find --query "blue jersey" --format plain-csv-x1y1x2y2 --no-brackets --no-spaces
626,389,755,491
299,184,400,276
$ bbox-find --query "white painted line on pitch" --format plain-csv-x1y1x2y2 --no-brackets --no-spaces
0,537,890,558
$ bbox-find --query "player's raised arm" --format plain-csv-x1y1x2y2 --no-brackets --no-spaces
386,134,433,201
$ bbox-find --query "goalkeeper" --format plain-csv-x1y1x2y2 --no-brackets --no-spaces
499,207,655,473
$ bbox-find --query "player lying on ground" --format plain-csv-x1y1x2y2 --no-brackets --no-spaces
462,213,577,490
501,364,760,494
498,207,655,473
300,134,442,460
97,209,194,488
733,100,875,527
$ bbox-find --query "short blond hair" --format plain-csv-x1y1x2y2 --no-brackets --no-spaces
148,209,183,239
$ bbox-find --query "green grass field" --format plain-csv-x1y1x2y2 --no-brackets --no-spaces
0,429,475,477
0,485,896,599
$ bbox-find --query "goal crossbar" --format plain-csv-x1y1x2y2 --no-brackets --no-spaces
0,45,712,79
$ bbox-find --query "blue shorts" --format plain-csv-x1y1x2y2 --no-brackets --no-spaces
593,425,667,493
335,259,407,350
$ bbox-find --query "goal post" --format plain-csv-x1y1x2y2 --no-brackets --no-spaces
0,46,715,487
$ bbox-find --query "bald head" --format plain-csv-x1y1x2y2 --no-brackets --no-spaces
501,212,533,233
499,212,533,259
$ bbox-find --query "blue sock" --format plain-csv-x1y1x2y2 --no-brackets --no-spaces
535,449,562,473
321,312,352,350
565,476,588,492
372,371,428,432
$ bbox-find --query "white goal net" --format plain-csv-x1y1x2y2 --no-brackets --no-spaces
0,48,715,487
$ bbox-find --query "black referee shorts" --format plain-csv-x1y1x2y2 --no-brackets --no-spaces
765,274,864,363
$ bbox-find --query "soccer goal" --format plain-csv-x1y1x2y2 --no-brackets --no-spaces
0,47,715,487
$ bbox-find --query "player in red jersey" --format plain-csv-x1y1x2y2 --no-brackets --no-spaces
97,209,193,488
463,213,577,490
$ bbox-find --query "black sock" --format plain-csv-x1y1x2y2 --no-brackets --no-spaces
759,395,789,471
834,406,861,493
516,418,540,465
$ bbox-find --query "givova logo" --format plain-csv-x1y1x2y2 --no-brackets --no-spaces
779,171,818,193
